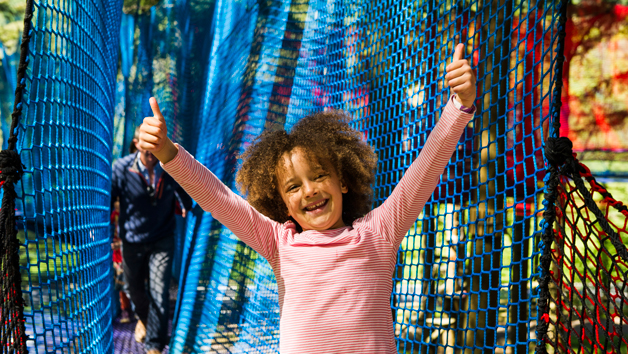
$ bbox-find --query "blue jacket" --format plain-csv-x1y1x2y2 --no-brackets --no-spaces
111,153,193,243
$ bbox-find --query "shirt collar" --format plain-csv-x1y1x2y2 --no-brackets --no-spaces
133,153,163,188
135,153,162,174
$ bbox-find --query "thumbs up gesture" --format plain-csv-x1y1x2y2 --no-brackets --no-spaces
445,43,477,108
138,97,179,164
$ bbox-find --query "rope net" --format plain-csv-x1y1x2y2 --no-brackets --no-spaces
1,0,123,353
165,0,564,352
2,0,627,352
542,146,628,353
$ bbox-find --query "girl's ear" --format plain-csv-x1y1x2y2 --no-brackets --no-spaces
340,180,348,194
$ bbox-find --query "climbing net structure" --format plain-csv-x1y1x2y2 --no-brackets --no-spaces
539,138,628,354
1,0,122,353
1,0,627,353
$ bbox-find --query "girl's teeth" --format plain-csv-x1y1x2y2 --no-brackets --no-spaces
307,200,325,211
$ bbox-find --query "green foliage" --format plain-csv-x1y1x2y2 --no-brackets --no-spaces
0,20,21,54
571,0,627,6
0,0,25,19
123,0,161,14
566,4,628,156
0,0,25,54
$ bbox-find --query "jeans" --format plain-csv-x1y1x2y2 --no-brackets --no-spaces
122,236,174,351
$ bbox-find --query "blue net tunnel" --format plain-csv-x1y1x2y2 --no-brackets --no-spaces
3,0,123,353
3,0,618,353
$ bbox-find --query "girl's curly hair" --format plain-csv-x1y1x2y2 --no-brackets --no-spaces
236,110,377,227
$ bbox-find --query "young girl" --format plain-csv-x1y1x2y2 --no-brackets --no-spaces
138,44,476,353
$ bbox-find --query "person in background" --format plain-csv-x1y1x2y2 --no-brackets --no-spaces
111,127,193,354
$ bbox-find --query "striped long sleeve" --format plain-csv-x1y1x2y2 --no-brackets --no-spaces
161,97,474,354
162,148,281,261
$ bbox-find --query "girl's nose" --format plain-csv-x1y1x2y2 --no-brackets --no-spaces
302,181,318,198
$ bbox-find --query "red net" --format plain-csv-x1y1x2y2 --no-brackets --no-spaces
549,161,628,353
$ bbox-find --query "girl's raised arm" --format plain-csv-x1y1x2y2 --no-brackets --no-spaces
138,98,280,261
365,44,476,248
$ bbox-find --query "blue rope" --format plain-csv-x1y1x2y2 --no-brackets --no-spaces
0,0,573,351
170,0,563,351
5,1,123,352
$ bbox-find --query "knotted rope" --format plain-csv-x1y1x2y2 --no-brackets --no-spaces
0,1,34,353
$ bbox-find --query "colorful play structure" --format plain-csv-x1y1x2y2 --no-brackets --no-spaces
1,0,627,353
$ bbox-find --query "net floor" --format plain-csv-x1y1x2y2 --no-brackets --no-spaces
112,282,177,353
113,317,171,354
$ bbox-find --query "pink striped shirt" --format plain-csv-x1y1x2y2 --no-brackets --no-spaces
162,99,474,353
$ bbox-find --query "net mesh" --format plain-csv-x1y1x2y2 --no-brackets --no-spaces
1,0,123,353
168,0,563,352
2,0,627,352
547,158,628,353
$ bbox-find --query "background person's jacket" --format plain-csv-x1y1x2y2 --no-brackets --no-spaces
111,152,193,243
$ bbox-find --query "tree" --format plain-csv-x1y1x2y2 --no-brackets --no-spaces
0,0,25,53
561,0,628,143
123,0,161,14
0,0,25,149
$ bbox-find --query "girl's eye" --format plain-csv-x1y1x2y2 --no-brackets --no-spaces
287,185,298,192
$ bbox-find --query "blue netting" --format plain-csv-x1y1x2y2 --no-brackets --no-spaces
1,0,575,352
9,0,123,352
165,0,564,352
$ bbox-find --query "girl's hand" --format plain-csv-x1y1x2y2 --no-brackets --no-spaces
445,43,477,108
138,97,179,164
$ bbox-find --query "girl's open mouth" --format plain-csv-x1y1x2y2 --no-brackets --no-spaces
304,199,328,213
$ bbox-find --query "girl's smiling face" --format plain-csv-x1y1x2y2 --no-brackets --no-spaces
277,148,348,231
